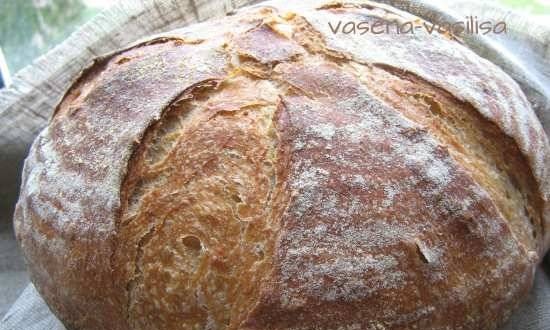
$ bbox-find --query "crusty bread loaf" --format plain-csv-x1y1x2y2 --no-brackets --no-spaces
13,1,550,330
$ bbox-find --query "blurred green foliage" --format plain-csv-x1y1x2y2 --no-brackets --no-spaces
499,0,550,14
0,0,99,73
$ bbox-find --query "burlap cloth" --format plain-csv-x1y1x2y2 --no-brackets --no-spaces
1,1,548,329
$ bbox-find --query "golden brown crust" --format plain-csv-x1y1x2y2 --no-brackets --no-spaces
14,35,230,330
344,62,544,257
287,0,550,255
115,75,286,330
13,1,550,330
243,57,534,330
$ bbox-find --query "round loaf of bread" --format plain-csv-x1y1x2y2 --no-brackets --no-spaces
14,1,550,329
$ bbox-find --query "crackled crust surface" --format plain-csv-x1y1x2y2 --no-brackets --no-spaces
14,1,550,330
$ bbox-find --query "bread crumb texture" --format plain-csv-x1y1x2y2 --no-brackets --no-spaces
13,1,550,330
